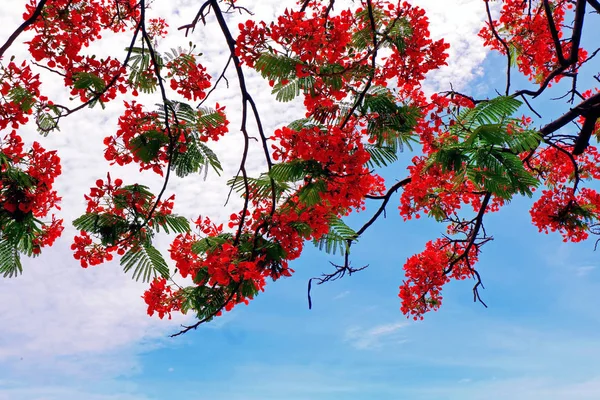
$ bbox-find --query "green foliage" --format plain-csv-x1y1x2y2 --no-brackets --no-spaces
428,96,541,199
269,160,324,183
318,63,345,91
352,8,411,53
35,104,61,136
121,243,170,282
8,86,36,112
0,237,22,278
126,46,158,94
2,166,35,188
155,101,224,178
382,18,412,53
254,53,299,81
255,53,345,102
73,212,130,246
113,184,154,211
456,96,522,131
288,221,313,237
173,140,223,178
152,214,190,234
360,86,419,153
271,75,316,102
227,174,291,201
129,130,168,163
0,214,42,278
179,284,228,322
72,71,107,108
162,46,189,64
196,106,227,130
286,118,324,132
268,159,329,205
255,237,287,266
313,215,358,255
364,144,398,168
191,234,233,255
297,180,327,206
72,72,106,92
352,7,386,50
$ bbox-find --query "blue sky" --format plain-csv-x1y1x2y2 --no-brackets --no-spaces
1,1,600,399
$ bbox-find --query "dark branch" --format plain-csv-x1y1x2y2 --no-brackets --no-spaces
0,0,47,59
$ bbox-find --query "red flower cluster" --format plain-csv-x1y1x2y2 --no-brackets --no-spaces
23,0,138,105
71,174,175,267
479,0,587,84
530,187,600,242
147,18,169,41
0,61,43,132
1,131,63,256
24,0,139,68
143,277,182,319
399,238,479,319
399,157,481,221
104,101,229,175
166,55,212,101
237,1,448,122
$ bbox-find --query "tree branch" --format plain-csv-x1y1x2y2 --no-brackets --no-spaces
0,0,47,59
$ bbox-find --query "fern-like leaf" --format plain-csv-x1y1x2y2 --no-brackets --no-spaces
0,238,22,278
153,214,190,234
121,244,170,282
254,53,299,81
364,144,398,168
313,215,358,255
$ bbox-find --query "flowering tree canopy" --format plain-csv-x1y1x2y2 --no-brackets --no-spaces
1,0,599,335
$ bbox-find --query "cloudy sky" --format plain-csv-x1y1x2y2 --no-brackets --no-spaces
1,0,600,399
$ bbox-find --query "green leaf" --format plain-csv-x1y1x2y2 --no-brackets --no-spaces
364,144,398,168
191,234,232,255
227,174,290,201
73,212,131,246
130,130,168,163
383,18,412,53
287,118,324,132
126,46,158,94
113,184,154,211
269,160,323,183
0,238,22,278
8,86,36,112
454,96,522,134
298,180,327,206
271,76,316,102
506,129,542,153
121,244,170,282
152,214,190,234
313,215,357,255
254,53,299,81
196,142,222,176
35,104,61,136
361,87,419,151
156,101,196,125
288,221,313,237
180,284,228,322
72,72,106,92
196,107,227,130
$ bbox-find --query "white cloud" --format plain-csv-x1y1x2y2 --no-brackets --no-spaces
333,290,350,300
417,376,600,400
0,384,150,400
345,321,408,349
416,0,490,93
